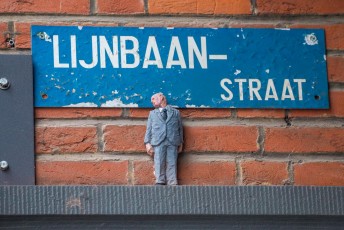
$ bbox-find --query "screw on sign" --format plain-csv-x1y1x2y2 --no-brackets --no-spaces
0,78,10,90
0,161,9,171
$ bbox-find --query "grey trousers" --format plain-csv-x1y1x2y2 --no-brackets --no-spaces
153,139,178,185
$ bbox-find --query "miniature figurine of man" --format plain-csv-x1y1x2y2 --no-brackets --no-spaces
144,93,183,185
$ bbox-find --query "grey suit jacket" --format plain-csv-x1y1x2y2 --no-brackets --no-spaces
144,105,183,146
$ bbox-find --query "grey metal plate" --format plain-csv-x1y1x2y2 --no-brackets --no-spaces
0,55,35,185
1,186,343,215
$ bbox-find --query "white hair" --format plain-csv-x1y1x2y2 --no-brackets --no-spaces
151,92,167,103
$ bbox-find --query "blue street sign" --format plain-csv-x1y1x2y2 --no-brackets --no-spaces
31,26,329,108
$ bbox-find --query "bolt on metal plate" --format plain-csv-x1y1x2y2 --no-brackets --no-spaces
0,78,10,90
0,161,9,171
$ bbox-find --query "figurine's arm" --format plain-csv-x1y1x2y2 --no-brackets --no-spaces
144,112,154,156
178,111,183,153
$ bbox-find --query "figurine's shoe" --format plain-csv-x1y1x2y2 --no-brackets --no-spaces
155,183,166,185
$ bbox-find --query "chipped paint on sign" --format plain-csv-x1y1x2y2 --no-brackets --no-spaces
31,26,329,108
304,33,319,46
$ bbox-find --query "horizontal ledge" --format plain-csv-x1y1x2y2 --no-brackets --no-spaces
35,152,344,162
1,186,343,216
1,14,344,23
34,118,344,128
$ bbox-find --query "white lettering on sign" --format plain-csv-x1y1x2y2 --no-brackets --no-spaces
143,36,163,68
120,36,140,68
166,36,187,69
53,35,69,68
51,34,309,104
220,78,233,101
188,36,207,69
52,35,218,69
100,36,119,68
220,78,306,101
80,36,98,69
265,79,278,100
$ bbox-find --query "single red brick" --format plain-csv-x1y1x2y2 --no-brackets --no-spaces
0,0,89,14
178,161,236,185
104,125,146,152
0,22,7,31
59,0,90,14
149,0,195,14
97,0,144,14
257,0,344,15
133,160,155,185
35,127,98,153
242,161,289,185
35,108,122,119
327,56,344,83
237,109,285,118
36,161,128,185
149,0,251,15
14,22,34,49
197,0,252,15
128,109,151,118
180,109,231,119
184,126,258,152
0,22,9,49
289,91,344,118
294,162,344,186
323,24,344,50
265,127,344,153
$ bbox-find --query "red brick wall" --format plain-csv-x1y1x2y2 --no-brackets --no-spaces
1,0,344,186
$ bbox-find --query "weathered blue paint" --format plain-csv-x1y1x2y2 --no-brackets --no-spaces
31,26,329,108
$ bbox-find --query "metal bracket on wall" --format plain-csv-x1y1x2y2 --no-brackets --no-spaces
0,55,35,185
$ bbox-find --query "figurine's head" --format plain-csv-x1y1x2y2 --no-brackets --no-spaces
151,92,167,108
